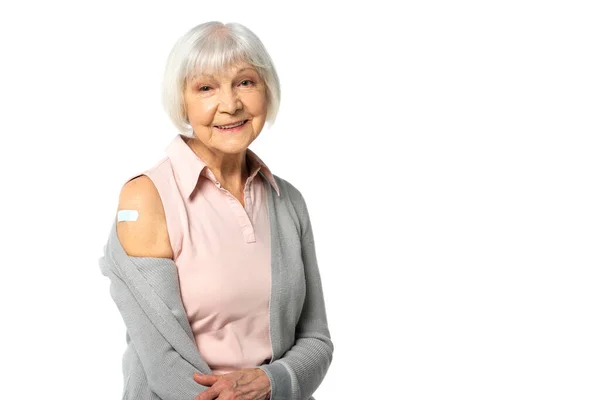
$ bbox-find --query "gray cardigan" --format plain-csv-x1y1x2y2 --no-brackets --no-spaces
99,173,333,400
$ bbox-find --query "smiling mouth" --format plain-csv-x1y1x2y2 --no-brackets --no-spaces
215,120,248,129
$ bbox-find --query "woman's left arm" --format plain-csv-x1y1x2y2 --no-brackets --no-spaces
259,192,334,400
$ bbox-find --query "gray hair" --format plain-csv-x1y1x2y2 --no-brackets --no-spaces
162,21,281,136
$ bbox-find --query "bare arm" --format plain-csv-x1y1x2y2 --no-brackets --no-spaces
116,175,173,259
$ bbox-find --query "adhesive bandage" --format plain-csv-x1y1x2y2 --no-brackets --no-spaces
117,209,139,222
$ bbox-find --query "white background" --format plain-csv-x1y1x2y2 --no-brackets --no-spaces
1,1,599,399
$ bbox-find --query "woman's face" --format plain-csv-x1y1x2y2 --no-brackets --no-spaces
183,62,268,157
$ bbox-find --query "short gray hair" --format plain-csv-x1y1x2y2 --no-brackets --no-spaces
162,21,281,136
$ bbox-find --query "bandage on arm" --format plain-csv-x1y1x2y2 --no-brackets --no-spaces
117,209,139,222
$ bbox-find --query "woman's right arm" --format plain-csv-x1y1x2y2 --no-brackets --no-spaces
108,176,210,399
117,175,173,259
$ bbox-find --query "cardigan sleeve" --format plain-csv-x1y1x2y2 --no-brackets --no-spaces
99,253,212,400
258,192,334,400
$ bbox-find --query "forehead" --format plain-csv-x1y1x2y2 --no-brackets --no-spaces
193,63,258,79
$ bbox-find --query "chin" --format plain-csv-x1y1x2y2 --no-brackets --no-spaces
216,142,251,154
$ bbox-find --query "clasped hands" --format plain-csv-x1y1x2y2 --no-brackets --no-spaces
193,368,271,400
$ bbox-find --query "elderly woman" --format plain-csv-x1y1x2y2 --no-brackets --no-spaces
99,21,333,400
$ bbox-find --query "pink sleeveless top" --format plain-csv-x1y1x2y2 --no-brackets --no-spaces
124,134,280,374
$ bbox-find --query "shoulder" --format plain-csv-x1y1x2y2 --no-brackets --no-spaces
116,175,174,259
272,174,305,205
271,174,312,228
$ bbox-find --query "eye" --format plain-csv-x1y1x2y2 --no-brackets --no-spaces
198,85,211,92
239,80,254,87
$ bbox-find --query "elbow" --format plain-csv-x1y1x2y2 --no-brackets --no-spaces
318,334,334,363
299,333,334,367
325,338,334,369
317,333,334,373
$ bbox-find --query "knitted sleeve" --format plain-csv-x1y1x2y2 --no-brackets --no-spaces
259,192,334,400
99,222,213,400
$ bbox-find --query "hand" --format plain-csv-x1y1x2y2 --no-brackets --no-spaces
193,368,271,400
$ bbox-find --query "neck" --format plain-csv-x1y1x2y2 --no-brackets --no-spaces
184,136,249,190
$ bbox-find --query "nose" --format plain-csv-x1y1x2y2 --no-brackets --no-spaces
217,87,242,114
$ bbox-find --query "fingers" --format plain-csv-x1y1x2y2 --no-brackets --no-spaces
194,373,219,386
194,372,221,400
194,369,271,400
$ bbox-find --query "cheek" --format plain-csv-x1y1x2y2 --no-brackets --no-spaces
186,98,218,125
246,92,268,115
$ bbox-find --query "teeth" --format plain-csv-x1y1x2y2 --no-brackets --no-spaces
218,120,245,129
